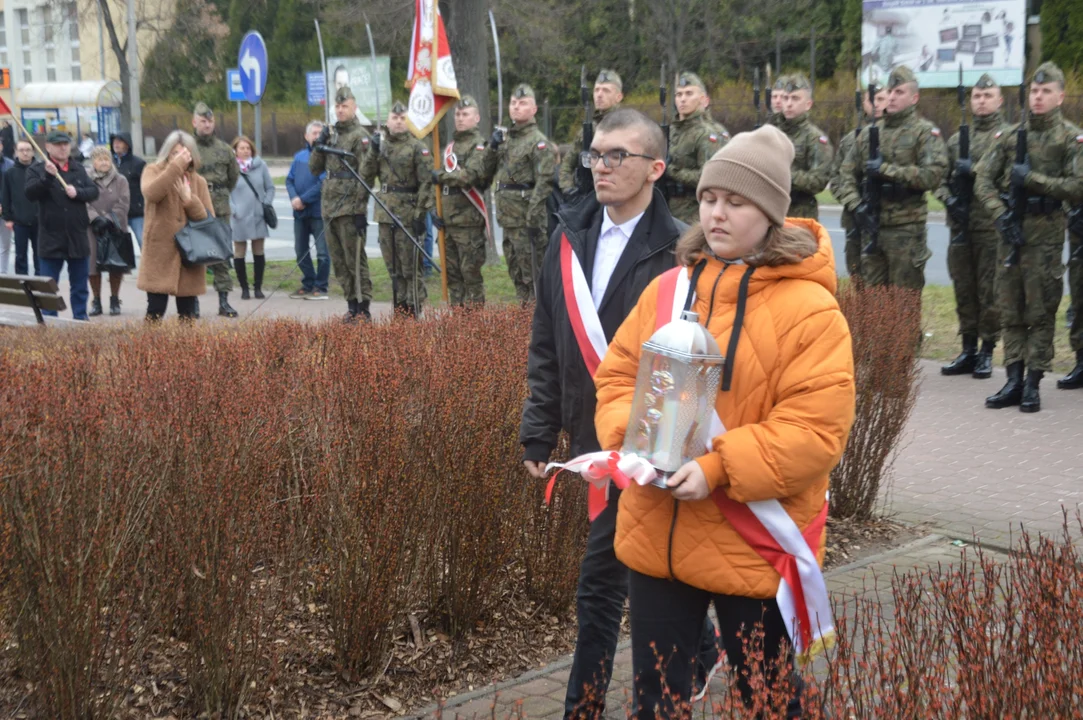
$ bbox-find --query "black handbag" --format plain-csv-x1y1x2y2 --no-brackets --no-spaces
175,211,233,266
240,169,278,229
93,213,136,272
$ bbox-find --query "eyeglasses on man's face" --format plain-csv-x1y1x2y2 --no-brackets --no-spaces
580,149,655,169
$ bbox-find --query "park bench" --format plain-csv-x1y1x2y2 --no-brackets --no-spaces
0,273,73,327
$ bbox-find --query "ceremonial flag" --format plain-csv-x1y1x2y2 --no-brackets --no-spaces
0,95,12,117
405,0,460,138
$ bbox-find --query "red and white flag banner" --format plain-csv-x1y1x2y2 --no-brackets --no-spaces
405,0,459,138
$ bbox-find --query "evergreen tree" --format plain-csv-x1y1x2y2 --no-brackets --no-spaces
1040,0,1083,71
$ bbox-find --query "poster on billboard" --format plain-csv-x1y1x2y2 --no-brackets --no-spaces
861,0,1026,89
327,56,392,125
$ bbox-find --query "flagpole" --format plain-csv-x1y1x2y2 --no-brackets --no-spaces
433,124,448,303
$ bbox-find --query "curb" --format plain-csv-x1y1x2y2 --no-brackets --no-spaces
407,531,959,718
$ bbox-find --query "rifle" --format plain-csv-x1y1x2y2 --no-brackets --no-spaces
1069,207,1083,261
660,63,670,158
765,63,773,122
949,64,974,246
574,65,594,194
1001,84,1028,268
753,66,762,129
859,83,883,256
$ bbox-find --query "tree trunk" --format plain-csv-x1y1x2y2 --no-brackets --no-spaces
444,0,499,263
93,0,132,132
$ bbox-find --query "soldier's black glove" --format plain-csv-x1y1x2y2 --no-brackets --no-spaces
370,132,381,154
1068,206,1083,240
353,214,367,236
954,158,973,179
865,156,884,182
431,215,445,230
412,216,427,239
316,125,331,146
945,195,969,228
1010,160,1031,191
431,170,443,185
995,211,1023,248
854,202,880,237
490,127,506,150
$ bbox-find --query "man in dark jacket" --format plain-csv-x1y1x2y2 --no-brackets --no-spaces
0,152,12,273
111,132,146,248
23,131,99,319
521,109,717,718
2,140,40,275
286,120,330,299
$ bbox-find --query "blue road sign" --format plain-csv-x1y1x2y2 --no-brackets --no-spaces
306,72,326,106
238,31,268,105
226,69,244,102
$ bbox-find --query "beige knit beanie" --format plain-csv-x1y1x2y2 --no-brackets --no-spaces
696,125,794,226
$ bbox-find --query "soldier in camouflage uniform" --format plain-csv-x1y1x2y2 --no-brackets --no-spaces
310,86,373,322
558,69,623,197
833,85,887,281
837,66,948,294
361,101,433,316
778,74,833,219
766,75,788,126
1062,208,1083,389
975,62,1083,412
935,74,1006,380
192,102,239,318
663,72,729,224
482,84,557,304
433,96,495,306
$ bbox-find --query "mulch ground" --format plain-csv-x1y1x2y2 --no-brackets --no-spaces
0,517,917,719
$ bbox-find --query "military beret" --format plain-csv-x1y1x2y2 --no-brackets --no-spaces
512,84,535,100
45,130,71,144
334,85,354,103
678,72,706,91
888,65,917,89
390,101,407,115
785,74,811,93
458,95,477,108
193,101,213,118
975,73,998,89
1032,62,1065,88
596,69,622,91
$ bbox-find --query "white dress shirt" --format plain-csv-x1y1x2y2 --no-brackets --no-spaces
591,209,645,309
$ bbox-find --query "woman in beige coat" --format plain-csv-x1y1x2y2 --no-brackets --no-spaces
137,130,214,320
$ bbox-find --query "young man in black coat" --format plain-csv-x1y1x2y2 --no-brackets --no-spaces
111,132,146,248
2,140,41,275
23,131,99,320
521,109,719,718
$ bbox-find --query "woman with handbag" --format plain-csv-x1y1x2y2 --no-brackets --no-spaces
86,145,132,317
229,135,276,299
137,130,214,321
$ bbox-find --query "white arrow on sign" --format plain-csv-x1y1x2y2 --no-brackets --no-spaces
241,48,261,96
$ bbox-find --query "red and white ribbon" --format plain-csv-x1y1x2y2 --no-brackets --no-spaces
443,142,491,241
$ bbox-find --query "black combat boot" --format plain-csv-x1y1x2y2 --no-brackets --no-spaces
343,299,359,324
1057,350,1083,389
89,298,103,317
985,362,1024,409
941,334,978,375
1021,369,1043,413
218,292,238,318
357,299,372,321
234,258,250,300
972,339,995,379
193,298,200,319
109,296,121,316
253,255,265,299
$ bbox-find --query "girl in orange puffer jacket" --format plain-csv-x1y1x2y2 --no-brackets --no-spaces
593,125,856,717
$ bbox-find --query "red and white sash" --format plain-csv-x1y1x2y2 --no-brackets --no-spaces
443,143,490,241
549,253,834,659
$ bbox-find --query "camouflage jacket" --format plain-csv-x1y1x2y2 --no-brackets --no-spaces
830,116,872,198
361,130,433,225
779,112,834,206
309,116,371,219
837,104,948,226
935,110,1007,233
434,127,493,228
558,106,618,193
665,109,728,193
704,113,731,143
974,107,1083,222
194,133,239,219
483,120,557,229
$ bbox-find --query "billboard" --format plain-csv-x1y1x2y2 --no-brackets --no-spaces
326,56,392,122
861,0,1026,89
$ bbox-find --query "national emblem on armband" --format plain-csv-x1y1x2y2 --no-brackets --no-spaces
931,128,941,137
537,142,547,149
818,135,828,144
709,134,718,143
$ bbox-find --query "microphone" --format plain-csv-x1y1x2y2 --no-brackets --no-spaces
315,145,355,158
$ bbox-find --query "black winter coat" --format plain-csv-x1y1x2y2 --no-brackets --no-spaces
1,159,37,226
110,132,146,218
24,159,99,259
521,187,683,462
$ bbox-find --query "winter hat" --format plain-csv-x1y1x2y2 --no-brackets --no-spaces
696,124,794,226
